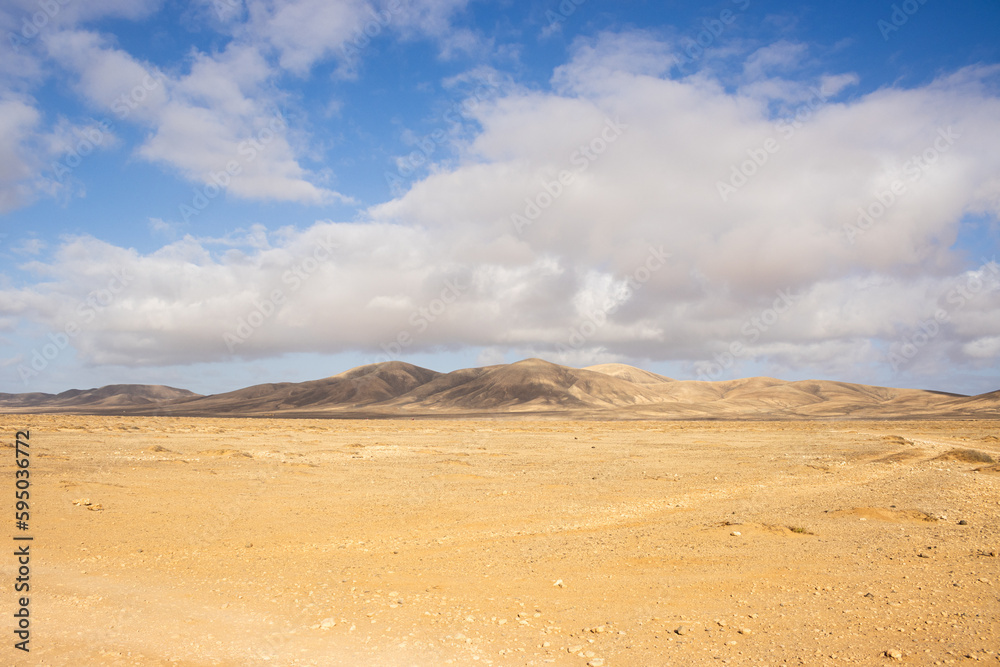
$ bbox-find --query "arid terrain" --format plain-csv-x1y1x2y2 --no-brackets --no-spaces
1,360,999,421
2,415,998,666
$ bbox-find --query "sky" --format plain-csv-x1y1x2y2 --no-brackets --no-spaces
1,0,999,397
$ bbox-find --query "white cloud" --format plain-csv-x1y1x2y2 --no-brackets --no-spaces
2,30,998,391
241,0,473,77
246,0,372,76
43,31,347,205
0,96,42,212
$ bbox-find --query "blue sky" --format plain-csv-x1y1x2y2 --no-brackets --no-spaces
1,0,999,397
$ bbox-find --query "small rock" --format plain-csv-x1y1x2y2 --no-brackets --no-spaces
731,531,741,537
675,626,690,636
739,628,752,635
319,618,336,629
958,520,968,525
726,640,738,646
886,649,903,660
588,660,605,667
568,645,583,653
553,579,565,587
592,625,605,633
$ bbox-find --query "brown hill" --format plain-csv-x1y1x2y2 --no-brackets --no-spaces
1,360,997,419
584,363,675,384
154,361,441,414
385,358,666,412
0,384,200,412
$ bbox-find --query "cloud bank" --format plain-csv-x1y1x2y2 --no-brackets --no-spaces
5,31,1000,392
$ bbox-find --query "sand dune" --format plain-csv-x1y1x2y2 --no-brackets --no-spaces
2,359,997,419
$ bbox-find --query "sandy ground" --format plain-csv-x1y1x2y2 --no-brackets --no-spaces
1,416,998,666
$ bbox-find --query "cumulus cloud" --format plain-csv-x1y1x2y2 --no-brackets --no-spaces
241,0,472,76
2,30,999,391
0,0,476,213
43,30,347,205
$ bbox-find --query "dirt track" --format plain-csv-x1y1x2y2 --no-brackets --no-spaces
2,416,998,666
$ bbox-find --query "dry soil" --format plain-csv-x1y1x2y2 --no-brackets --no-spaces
2,416,998,666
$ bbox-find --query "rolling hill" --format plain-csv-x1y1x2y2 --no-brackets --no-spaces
1,359,997,419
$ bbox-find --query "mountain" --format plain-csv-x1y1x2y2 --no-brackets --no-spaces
1,360,997,419
0,384,200,411
584,363,675,384
150,361,441,415
385,358,666,411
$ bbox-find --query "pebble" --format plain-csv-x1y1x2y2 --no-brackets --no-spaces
886,649,903,660
958,520,968,525
731,531,741,537
675,626,690,636
588,660,605,667
739,628,752,635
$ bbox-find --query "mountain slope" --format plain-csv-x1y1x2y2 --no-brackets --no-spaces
387,358,666,412
0,385,200,411
156,361,441,414
1,360,996,419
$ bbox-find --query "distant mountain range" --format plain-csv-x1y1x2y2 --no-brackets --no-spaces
2,359,997,419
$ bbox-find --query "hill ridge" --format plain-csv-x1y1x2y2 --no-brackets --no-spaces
1,361,996,419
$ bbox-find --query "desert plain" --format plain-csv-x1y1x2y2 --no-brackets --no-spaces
2,415,998,666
